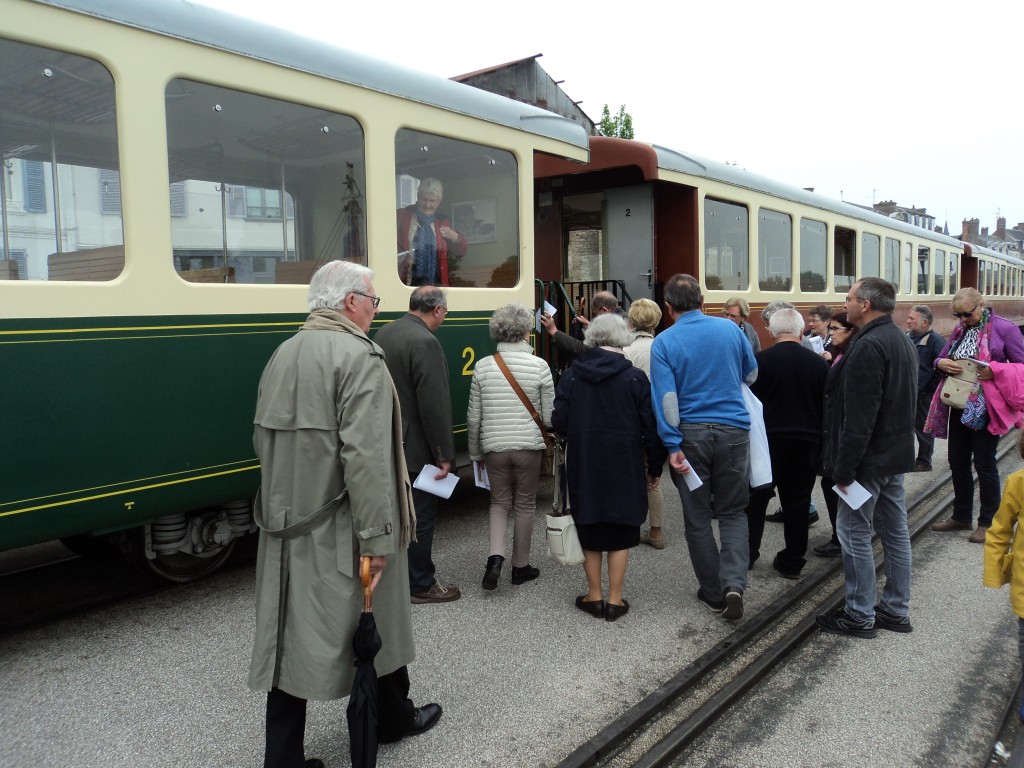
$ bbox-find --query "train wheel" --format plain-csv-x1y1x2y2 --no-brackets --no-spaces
139,542,237,583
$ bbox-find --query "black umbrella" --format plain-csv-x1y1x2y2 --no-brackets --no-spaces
347,556,380,768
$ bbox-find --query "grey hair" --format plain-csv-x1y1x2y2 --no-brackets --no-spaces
417,177,444,199
854,277,896,314
489,303,534,343
769,308,805,338
911,304,933,324
409,285,446,312
761,299,795,324
724,297,750,317
583,313,633,349
308,260,374,311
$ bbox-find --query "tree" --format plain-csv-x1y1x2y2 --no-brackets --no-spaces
598,104,634,139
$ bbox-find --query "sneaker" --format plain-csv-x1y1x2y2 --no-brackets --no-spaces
874,604,913,633
765,509,784,523
813,540,842,558
723,588,743,620
697,588,725,612
816,609,877,638
411,581,461,604
968,526,989,544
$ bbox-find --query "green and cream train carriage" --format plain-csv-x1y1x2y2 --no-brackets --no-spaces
0,0,588,579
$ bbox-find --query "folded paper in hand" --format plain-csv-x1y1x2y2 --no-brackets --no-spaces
832,480,871,510
413,464,459,499
680,459,703,491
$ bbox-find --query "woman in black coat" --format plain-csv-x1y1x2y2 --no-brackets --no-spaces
551,314,666,622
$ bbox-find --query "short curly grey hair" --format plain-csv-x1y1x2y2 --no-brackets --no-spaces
489,303,534,343
584,313,633,349
308,260,374,311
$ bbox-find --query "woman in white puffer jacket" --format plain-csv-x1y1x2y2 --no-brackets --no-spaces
468,303,555,591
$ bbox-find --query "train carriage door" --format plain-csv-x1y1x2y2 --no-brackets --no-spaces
605,185,654,301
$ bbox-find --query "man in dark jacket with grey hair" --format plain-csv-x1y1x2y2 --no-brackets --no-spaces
817,277,917,639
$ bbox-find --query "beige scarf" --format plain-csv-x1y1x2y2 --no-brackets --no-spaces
301,308,417,547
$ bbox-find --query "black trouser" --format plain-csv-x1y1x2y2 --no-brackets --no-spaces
408,485,438,593
264,667,417,767
746,437,819,574
947,415,1000,527
914,385,938,465
821,475,839,545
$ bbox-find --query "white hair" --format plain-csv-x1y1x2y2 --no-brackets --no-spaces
584,313,633,349
417,177,444,199
769,308,804,338
308,260,374,311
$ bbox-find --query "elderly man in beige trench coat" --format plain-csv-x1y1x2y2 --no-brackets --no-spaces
248,260,442,768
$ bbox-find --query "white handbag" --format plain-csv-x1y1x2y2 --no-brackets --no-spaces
546,513,585,566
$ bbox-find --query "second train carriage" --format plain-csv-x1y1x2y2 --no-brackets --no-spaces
0,0,588,578
533,136,1024,344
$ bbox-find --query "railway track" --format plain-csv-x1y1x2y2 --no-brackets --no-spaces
557,436,1020,768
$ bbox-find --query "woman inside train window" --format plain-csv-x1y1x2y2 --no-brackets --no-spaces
928,288,1024,544
397,177,467,286
723,297,760,354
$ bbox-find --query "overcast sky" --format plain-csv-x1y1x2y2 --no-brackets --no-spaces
195,0,1022,235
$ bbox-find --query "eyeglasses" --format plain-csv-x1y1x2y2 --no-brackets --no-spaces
828,326,849,333
435,305,449,316
724,311,741,320
353,291,381,308
952,304,979,319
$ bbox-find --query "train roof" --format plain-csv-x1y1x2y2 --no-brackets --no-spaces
30,0,590,153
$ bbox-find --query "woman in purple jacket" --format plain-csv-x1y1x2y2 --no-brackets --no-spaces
928,288,1024,543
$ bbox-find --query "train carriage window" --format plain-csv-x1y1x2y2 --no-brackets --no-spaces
861,233,880,278
917,246,931,294
833,226,856,293
978,259,987,294
704,198,748,291
901,242,913,294
799,218,826,292
1000,264,1007,296
884,237,900,290
934,249,945,294
0,39,123,280
395,129,518,287
165,80,366,284
757,208,791,291
948,251,958,294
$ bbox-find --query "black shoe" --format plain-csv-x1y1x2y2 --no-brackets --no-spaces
766,508,784,523
406,703,443,738
874,604,913,633
813,540,842,558
604,600,630,622
482,555,503,591
305,760,325,768
723,588,743,620
510,564,540,584
575,595,605,617
808,511,819,526
816,609,877,638
697,588,726,612
771,555,800,580
914,460,932,472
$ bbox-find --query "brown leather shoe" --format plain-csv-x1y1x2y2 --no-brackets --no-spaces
968,526,988,544
931,518,971,532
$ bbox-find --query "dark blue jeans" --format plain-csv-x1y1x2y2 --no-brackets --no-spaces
947,415,1000,527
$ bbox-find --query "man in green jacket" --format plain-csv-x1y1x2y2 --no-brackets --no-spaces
249,261,442,767
374,285,461,603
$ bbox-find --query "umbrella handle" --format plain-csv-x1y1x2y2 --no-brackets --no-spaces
360,555,373,612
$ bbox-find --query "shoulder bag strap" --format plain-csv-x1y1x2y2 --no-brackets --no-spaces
493,353,552,450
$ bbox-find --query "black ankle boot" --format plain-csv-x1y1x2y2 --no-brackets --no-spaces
482,555,504,590
510,564,540,585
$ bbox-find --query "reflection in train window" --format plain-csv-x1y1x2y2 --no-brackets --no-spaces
165,79,366,285
799,218,826,292
934,250,945,294
884,237,900,291
948,252,958,294
833,226,856,294
705,198,748,291
758,208,791,291
917,245,931,294
395,129,518,288
862,233,880,278
0,38,123,281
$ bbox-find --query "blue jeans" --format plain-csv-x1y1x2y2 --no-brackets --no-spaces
836,474,912,623
671,424,750,601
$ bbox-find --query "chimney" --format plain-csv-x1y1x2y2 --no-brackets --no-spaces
997,217,1006,238
982,227,989,237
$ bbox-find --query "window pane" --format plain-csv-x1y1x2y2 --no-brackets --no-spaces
861,232,880,278
884,237,900,290
757,208,791,291
949,252,958,293
917,246,930,294
704,198,748,291
396,129,518,287
799,218,826,292
934,249,945,294
834,226,856,293
0,38,123,280
165,79,366,284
